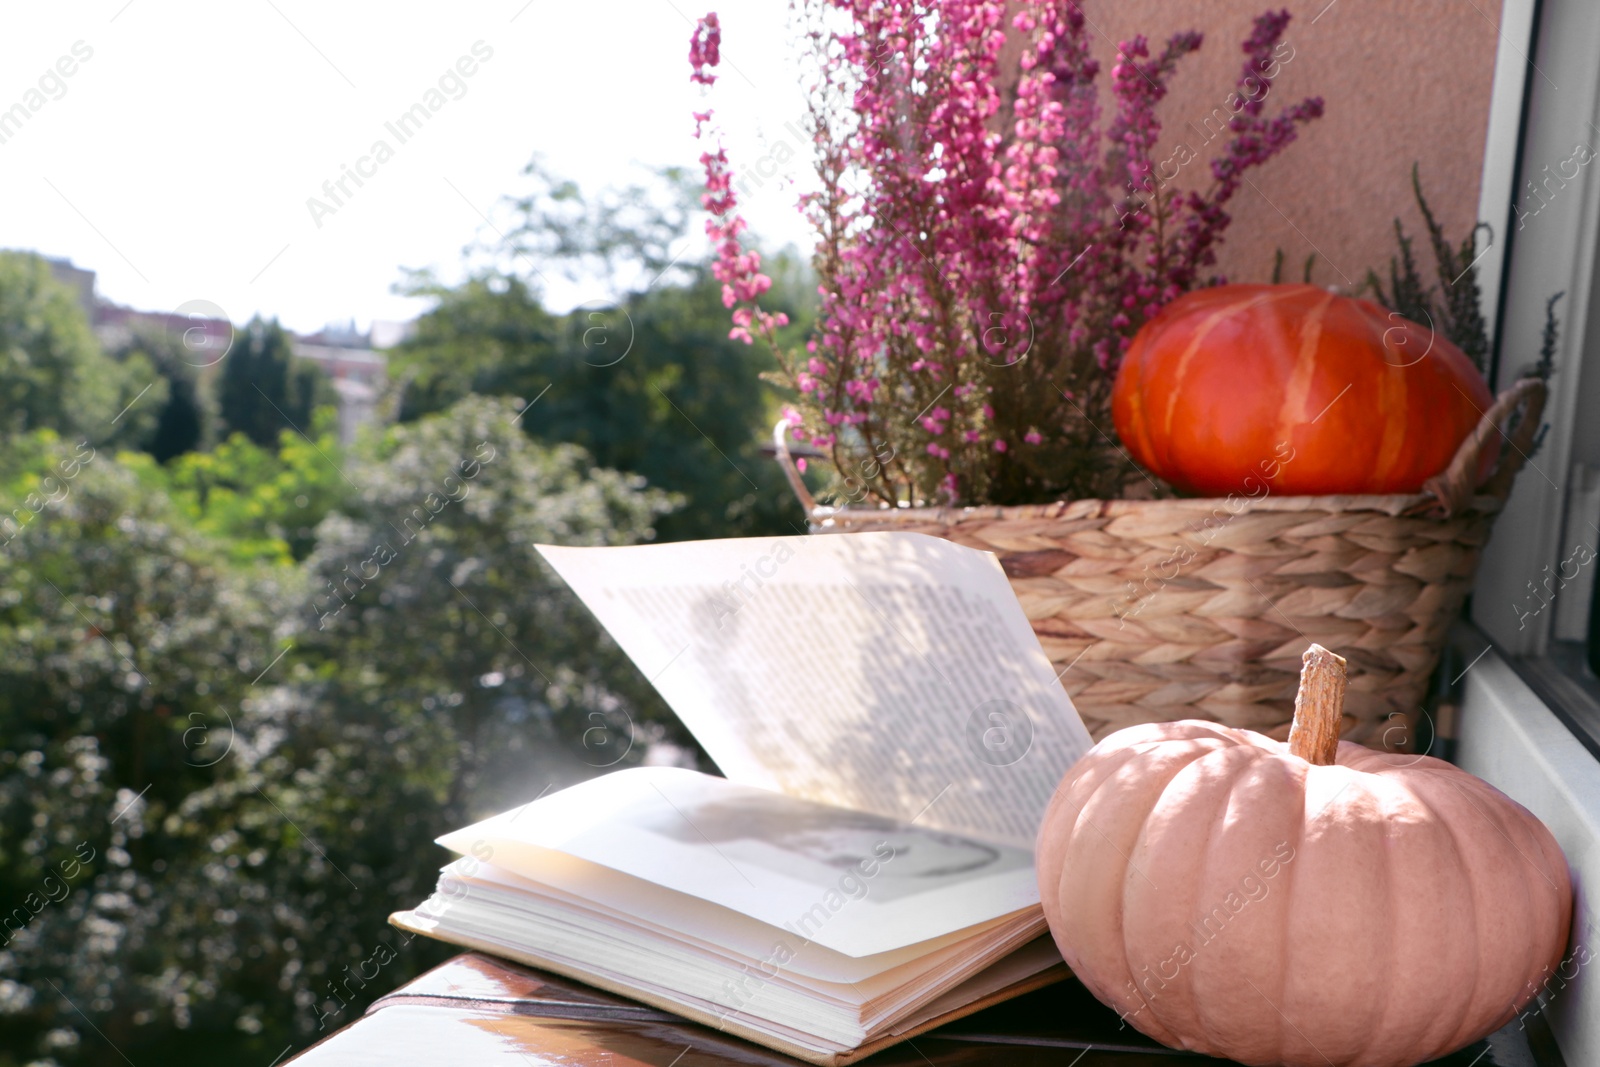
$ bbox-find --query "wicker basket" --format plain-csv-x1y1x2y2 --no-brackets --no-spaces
773,379,1546,748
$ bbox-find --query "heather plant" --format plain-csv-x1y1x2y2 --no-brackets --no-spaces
690,3,1323,506
1364,164,1490,374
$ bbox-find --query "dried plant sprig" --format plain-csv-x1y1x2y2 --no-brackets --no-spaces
1366,164,1491,373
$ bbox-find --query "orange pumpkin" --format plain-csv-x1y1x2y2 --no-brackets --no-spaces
1036,645,1572,1067
1112,284,1494,496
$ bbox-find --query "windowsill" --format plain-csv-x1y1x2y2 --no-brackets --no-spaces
1455,641,1600,1067
1546,640,1600,710
1501,643,1600,763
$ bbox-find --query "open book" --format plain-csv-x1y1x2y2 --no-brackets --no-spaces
391,532,1095,1065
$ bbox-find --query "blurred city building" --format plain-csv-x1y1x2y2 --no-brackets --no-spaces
40,254,408,443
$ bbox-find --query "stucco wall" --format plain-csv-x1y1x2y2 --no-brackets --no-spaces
1068,0,1504,291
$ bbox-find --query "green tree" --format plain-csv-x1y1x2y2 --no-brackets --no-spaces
0,251,163,446
142,410,351,564
392,164,814,541
112,325,216,462
218,317,330,448
391,274,559,424
297,395,681,814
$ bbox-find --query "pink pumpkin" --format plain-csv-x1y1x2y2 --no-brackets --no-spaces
1036,646,1572,1066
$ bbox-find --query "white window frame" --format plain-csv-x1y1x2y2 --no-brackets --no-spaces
1473,0,1600,657
1458,1,1600,1060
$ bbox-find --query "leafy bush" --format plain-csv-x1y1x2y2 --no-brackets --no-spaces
0,398,683,1064
139,412,350,565
0,251,163,448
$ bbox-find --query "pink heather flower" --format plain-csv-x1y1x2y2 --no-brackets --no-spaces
940,472,960,502
690,11,787,359
687,4,1320,508
689,13,720,85
844,378,881,402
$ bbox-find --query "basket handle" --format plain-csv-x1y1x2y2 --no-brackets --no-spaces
1417,376,1548,517
773,419,819,515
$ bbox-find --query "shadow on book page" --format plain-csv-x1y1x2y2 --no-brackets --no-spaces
438,767,1039,956
537,532,1094,850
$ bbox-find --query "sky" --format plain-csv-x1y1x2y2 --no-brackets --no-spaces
0,1,819,335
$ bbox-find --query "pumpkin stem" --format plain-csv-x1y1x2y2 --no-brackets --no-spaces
1288,644,1346,765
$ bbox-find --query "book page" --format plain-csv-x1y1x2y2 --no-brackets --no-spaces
433,767,1038,958
538,533,1093,848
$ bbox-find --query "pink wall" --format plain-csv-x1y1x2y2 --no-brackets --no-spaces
1068,0,1504,292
